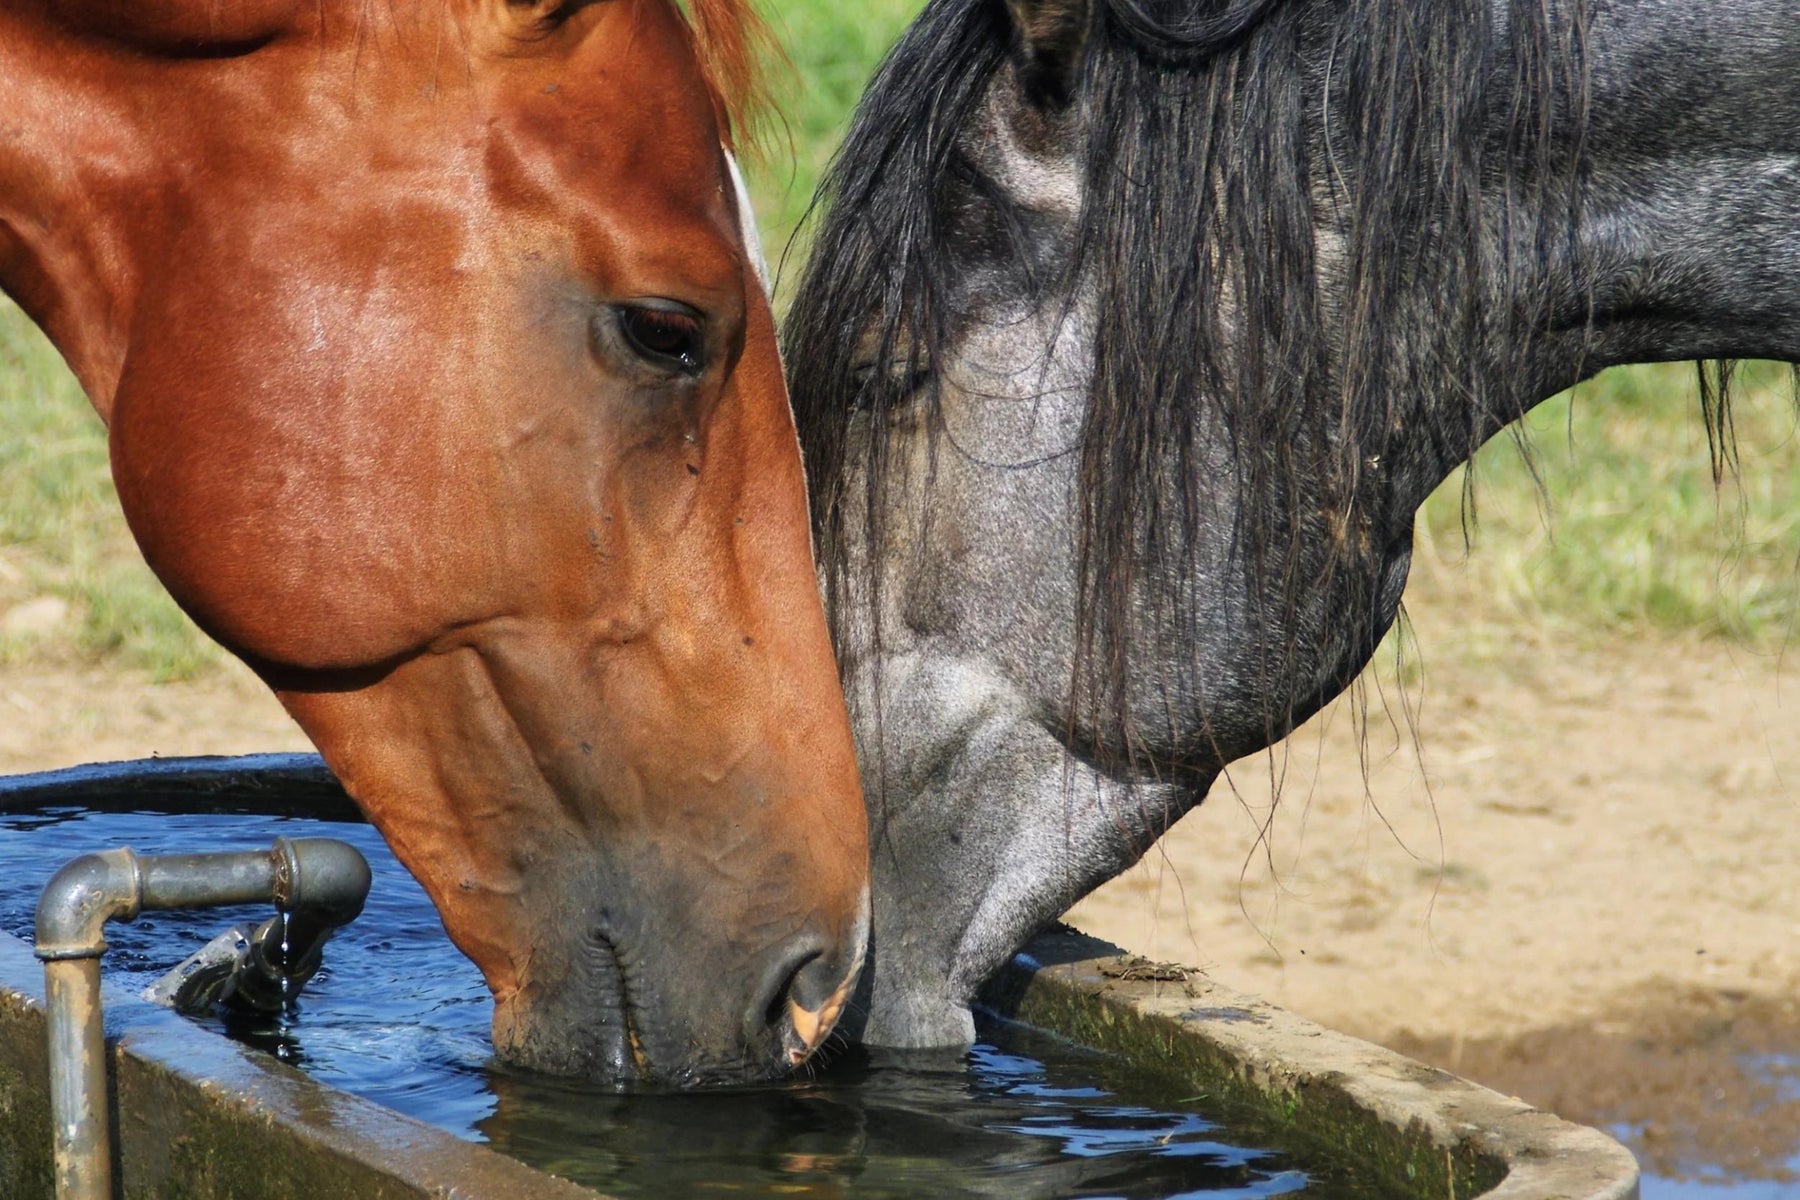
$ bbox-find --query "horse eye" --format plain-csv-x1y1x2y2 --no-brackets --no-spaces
617,305,705,373
850,357,932,410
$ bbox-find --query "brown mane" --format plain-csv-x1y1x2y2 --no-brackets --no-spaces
676,0,777,154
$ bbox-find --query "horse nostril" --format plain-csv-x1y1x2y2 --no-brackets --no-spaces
760,950,817,1032
748,934,855,1065
787,954,858,1065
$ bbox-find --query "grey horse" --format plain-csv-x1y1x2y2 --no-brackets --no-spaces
784,0,1800,1047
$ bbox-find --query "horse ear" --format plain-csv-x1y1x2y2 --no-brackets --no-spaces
1001,0,1092,107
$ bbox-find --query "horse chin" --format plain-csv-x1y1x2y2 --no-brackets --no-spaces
491,979,799,1088
841,979,977,1051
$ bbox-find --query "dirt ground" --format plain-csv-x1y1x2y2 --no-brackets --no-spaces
0,656,311,770
5,604,1798,1182
1067,600,1800,1184
1071,618,1800,1049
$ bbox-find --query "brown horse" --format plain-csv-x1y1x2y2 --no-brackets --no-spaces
0,0,867,1085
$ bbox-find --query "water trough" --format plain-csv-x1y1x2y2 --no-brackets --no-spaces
0,756,1640,1199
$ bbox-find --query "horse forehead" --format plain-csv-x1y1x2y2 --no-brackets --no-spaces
474,27,737,239
472,110,741,297
963,83,1083,219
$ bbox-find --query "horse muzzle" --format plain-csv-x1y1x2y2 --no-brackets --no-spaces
493,874,870,1086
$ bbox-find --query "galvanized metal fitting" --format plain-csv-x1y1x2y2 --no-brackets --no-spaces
33,849,144,962
272,837,371,926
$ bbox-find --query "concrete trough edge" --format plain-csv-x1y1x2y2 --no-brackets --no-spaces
0,931,603,1200
979,928,1641,1200
0,754,356,822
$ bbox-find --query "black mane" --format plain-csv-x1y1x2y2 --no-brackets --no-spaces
784,0,1604,766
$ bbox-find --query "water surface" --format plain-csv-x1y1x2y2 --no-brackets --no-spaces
0,806,1385,1199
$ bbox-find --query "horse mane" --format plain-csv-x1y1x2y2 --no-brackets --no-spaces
507,1,773,150
785,0,1605,770
675,0,778,153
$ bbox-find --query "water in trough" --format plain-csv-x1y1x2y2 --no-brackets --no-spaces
0,800,1390,1199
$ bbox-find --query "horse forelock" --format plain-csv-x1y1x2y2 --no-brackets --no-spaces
482,0,775,153
787,0,1609,768
669,0,777,156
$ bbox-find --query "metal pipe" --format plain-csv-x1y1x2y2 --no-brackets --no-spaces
34,837,371,1200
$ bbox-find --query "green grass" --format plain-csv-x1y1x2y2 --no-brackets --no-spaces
0,300,221,679
2,0,1797,686
1413,362,1800,649
742,0,926,288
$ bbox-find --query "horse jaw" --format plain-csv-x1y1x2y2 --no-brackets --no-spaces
843,650,1197,1047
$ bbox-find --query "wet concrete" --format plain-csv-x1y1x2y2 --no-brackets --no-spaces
984,929,1640,1200
0,931,596,1199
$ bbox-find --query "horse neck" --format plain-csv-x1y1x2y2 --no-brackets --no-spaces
1547,2,1800,374
1381,0,1800,519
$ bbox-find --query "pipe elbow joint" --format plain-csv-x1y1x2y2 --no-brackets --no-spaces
34,849,143,961
273,837,371,926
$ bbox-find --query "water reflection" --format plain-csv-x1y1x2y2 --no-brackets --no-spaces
481,1034,1307,1199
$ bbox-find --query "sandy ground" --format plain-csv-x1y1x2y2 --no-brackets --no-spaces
0,656,311,771
4,602,1798,1180
1070,616,1800,1049
1066,601,1800,1183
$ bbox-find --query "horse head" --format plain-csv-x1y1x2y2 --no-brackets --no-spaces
788,0,1800,1046
0,0,867,1084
